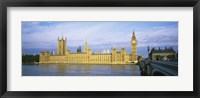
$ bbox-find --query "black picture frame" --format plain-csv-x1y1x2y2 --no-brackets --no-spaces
0,0,199,98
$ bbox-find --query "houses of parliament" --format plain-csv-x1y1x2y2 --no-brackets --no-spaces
39,31,138,64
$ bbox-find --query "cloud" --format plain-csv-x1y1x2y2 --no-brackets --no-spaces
136,26,178,47
22,22,178,54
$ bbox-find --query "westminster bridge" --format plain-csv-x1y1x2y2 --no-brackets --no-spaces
139,59,178,76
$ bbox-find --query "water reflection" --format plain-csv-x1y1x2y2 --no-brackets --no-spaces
22,64,141,76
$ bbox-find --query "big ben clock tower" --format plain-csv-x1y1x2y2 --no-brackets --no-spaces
131,31,137,63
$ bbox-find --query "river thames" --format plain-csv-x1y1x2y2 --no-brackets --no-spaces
22,64,141,76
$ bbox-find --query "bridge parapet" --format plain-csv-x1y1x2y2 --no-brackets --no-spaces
139,60,178,76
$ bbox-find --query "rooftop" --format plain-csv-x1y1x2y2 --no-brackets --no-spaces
150,47,176,54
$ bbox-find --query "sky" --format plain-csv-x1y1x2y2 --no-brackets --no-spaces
22,21,178,57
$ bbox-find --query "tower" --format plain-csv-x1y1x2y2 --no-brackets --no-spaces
84,41,88,53
111,48,117,63
147,46,150,58
77,46,82,53
121,48,126,62
131,31,137,62
57,36,66,55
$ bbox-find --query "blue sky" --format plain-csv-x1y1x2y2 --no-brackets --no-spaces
22,21,178,57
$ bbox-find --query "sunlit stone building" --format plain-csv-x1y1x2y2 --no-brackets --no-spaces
39,31,138,64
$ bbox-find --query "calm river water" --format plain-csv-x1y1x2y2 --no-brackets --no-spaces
22,64,141,76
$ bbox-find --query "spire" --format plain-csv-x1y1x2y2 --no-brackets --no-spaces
58,36,59,40
61,32,63,40
132,30,136,39
147,46,150,58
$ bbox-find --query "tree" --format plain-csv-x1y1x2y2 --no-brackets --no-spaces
137,55,143,62
22,54,39,63
155,55,163,60
167,54,176,60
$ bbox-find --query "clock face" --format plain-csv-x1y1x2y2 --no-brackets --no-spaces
132,40,136,43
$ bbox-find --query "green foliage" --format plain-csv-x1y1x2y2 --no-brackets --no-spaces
155,55,164,60
137,55,143,62
167,54,176,60
22,54,39,63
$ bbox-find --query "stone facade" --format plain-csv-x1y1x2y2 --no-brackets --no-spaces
132,32,137,62
57,36,66,55
40,32,138,64
148,47,177,60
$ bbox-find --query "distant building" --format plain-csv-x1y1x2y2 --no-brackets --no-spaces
102,49,110,54
52,51,56,55
148,47,177,60
77,46,82,53
106,50,110,53
40,31,138,64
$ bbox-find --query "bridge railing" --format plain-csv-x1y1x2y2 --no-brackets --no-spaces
139,59,178,76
